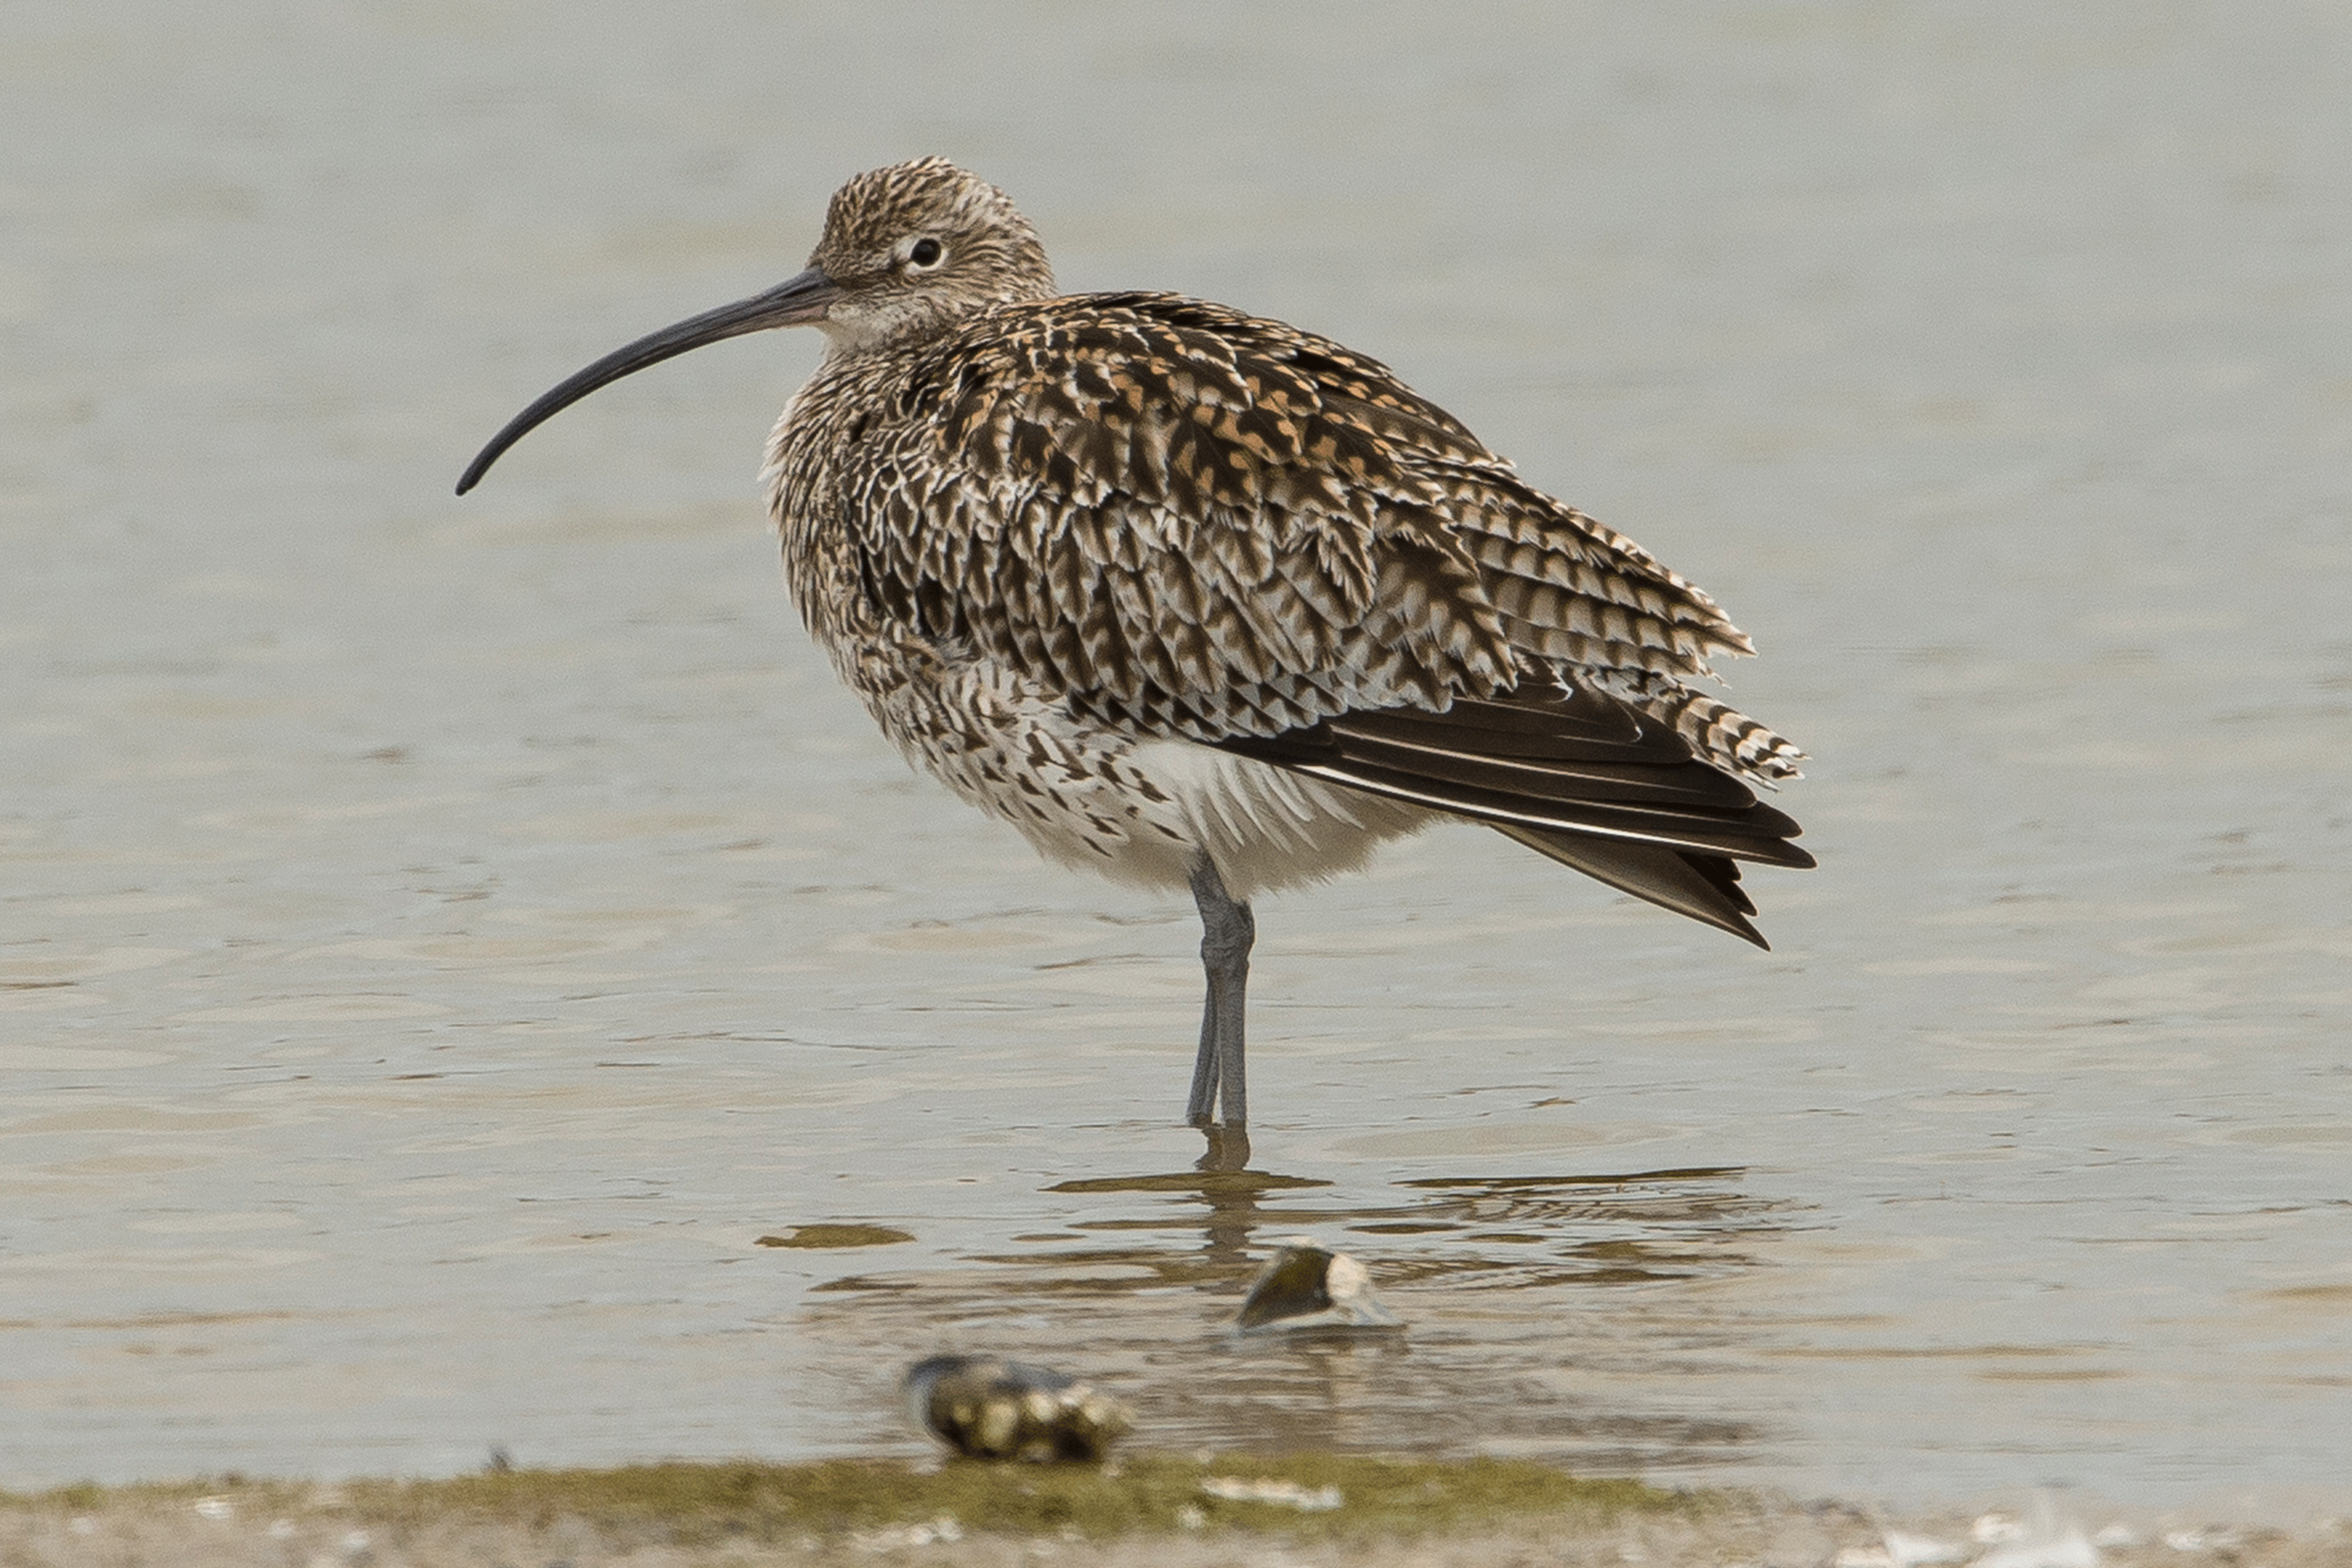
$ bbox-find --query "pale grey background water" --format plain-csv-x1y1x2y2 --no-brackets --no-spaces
5,0,2350,1524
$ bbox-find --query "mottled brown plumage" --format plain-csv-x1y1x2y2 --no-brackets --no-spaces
459,157,1813,1144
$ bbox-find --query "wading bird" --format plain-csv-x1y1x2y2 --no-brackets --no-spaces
459,158,1811,1158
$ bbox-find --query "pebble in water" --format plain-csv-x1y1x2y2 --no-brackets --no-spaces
901,1354,1133,1462
1235,1238,1400,1332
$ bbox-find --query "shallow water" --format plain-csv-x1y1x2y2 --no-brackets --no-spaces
5,0,2350,1521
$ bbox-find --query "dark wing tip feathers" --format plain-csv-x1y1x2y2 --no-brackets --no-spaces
1222,682,1809,945
1495,826,1772,949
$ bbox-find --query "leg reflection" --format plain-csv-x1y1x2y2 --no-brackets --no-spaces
1196,1121,1252,1174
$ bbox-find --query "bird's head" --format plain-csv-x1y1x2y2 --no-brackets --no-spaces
805,157,1055,353
456,158,1052,495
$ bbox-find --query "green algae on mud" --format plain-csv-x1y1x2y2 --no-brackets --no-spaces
754,1223,916,1248
4,1454,1698,1544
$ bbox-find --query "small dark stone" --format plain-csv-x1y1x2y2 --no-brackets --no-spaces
901,1354,1132,1462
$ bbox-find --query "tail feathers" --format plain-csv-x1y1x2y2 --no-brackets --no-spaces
1586,669,1806,783
1494,824,1769,949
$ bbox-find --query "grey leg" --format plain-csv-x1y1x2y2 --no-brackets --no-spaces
1182,855,1254,1128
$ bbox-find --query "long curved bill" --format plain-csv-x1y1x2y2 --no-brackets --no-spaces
456,265,841,495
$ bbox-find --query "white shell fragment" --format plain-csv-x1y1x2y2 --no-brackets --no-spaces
1200,1475,1344,1512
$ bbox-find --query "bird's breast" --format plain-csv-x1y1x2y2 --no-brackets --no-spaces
764,365,892,645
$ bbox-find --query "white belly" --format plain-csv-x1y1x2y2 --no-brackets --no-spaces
856,650,1428,899
1098,739,1432,898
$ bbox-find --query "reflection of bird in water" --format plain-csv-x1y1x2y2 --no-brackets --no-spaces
458,158,1813,1144
901,1354,1131,1461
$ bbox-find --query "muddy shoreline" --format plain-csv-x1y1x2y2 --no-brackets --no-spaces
5,1455,2343,1567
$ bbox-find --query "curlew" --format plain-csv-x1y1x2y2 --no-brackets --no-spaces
459,158,1813,1153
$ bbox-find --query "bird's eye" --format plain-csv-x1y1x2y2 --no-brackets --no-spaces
908,238,944,268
